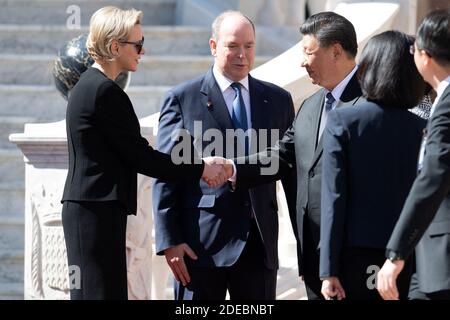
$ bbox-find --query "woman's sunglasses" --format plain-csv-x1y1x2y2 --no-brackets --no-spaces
119,36,144,54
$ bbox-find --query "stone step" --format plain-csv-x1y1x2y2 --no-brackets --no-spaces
0,54,270,86
0,85,169,120
0,284,23,300
0,24,288,56
0,25,211,55
0,219,24,253
0,0,176,26
0,149,24,185
0,245,24,300
0,116,35,149
0,183,24,219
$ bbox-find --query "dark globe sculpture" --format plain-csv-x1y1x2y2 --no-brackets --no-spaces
53,34,130,100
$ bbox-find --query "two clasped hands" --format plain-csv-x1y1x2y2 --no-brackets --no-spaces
200,156,235,188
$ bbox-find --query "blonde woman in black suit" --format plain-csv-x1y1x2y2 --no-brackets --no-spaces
61,6,225,300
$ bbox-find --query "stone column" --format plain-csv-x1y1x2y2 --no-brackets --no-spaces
10,120,69,299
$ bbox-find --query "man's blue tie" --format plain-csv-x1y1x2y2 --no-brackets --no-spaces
230,82,248,131
325,92,335,112
230,82,249,155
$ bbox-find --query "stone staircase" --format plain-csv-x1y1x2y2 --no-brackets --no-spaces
0,0,297,299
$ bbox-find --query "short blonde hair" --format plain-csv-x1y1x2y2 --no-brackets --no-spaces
86,6,143,61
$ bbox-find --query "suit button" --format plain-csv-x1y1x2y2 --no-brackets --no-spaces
243,201,250,207
309,171,315,178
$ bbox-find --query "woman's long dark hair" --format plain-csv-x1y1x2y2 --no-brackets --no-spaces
358,30,425,109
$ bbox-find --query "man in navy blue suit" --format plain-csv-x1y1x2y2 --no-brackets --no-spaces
152,11,295,300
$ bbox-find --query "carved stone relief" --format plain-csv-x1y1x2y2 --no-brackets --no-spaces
29,182,68,299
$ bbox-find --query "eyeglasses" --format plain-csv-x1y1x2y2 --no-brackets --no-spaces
410,44,432,57
119,36,144,54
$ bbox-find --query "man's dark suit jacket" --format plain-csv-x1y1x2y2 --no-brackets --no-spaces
61,67,203,214
235,73,362,277
319,101,426,278
153,68,295,269
387,85,450,294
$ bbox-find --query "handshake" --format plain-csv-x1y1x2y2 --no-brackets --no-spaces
201,156,235,188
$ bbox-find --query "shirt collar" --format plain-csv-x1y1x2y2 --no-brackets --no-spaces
328,65,358,101
213,64,249,93
430,75,450,116
435,75,450,104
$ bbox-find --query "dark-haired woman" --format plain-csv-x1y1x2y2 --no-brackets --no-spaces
319,30,426,300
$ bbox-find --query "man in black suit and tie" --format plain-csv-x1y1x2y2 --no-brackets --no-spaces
377,9,450,300
215,12,363,300
152,11,295,300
